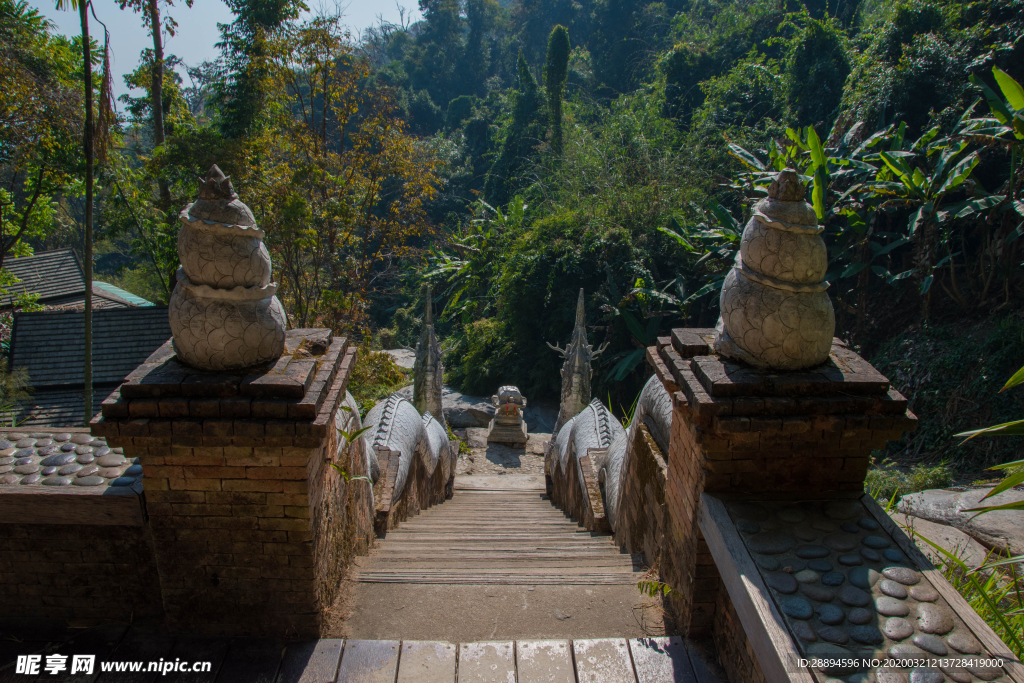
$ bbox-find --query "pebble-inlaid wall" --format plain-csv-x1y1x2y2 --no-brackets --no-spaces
726,498,1010,683
0,432,140,488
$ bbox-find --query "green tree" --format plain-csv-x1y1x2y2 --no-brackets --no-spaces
484,53,545,207
545,25,570,154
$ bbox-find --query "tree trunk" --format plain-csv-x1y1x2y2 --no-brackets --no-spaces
147,0,171,209
79,0,94,426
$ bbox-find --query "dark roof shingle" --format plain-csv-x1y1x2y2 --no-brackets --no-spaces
1,249,84,307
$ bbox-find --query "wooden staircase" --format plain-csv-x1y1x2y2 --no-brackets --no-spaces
354,485,643,586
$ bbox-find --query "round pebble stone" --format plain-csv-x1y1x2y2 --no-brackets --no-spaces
877,668,909,683
0,456,12,465
132,457,139,464
15,439,34,448
890,643,929,658
838,554,863,566
14,448,34,458
77,465,99,477
840,522,860,533
96,454,127,468
875,596,910,617
58,463,83,476
40,453,76,467
75,445,93,455
0,465,11,474
737,520,760,534
765,572,798,594
41,476,71,486
41,466,57,476
816,626,848,644
71,433,93,444
780,596,813,619
884,617,914,640
816,604,845,625
860,548,881,561
806,643,857,676
811,519,838,532
908,585,938,602
912,634,948,656
13,464,39,475
794,569,819,583
850,625,884,645
90,438,107,446
857,518,880,530
60,442,77,452
76,454,94,465
884,549,904,562
92,446,111,457
755,555,781,571
946,632,982,654
783,561,806,573
0,447,12,457
20,473,40,484
791,620,816,642
7,432,27,440
808,560,832,572
908,667,944,683
823,533,858,552
124,464,143,477
113,447,124,454
916,603,954,635
824,500,859,519
796,545,829,559
939,666,972,683
882,566,921,585
838,585,871,607
778,508,805,523
73,476,106,486
748,531,796,555
53,433,71,442
794,527,818,542
109,477,136,487
98,467,124,479
0,439,10,449
29,432,51,439
965,663,1004,681
800,584,835,602
35,438,52,447
848,567,880,589
863,536,891,549
14,457,32,466
0,473,18,485
879,579,908,599
36,446,56,457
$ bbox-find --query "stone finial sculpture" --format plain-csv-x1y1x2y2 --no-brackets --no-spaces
713,169,835,370
413,286,445,430
487,385,528,446
169,165,287,370
547,289,608,434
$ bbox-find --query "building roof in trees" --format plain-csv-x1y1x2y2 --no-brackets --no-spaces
1,249,137,309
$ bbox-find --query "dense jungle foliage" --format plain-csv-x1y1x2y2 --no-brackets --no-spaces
1,0,1023,479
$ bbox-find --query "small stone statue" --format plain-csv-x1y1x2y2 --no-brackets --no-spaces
169,165,287,370
487,385,528,447
413,286,445,430
714,169,835,370
547,289,608,434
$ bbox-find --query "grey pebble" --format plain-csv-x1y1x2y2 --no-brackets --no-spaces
908,668,943,683
780,596,813,619
53,433,71,442
93,446,111,457
0,473,18,485
909,584,938,602
91,439,107,447
848,567,880,589
850,625,884,645
0,457,12,466
858,518,880,530
875,596,910,617
0,465,10,474
877,670,909,683
41,476,71,486
884,617,914,640
860,548,881,561
965,663,1005,680
946,632,982,654
15,439,35,448
96,454,127,468
840,522,860,533
816,604,845,625
791,620,816,642
808,560,832,572
76,454,95,464
879,579,908,599
765,571,798,594
838,554,863,566
884,549,904,561
890,643,929,658
40,453,76,467
863,535,891,549
794,569,819,583
15,457,32,466
109,477,136,487
124,464,143,476
58,463,83,476
13,464,39,475
917,603,955,634
800,584,835,602
7,433,27,439
77,465,99,477
60,442,77,452
913,634,948,656
114,447,124,454
823,533,859,552
73,476,106,486
98,467,124,478
755,555,780,571
737,520,760,534
782,561,806,573
824,500,859,519
28,432,51,439
816,626,848,644
795,545,829,559
794,527,818,542
14,449,34,458
748,532,796,554
941,666,972,683
35,438,52,447
882,566,921,585
41,466,57,476
35,445,57,456
838,585,871,607
75,445,93,455
71,434,93,444
20,473,40,484
0,440,10,450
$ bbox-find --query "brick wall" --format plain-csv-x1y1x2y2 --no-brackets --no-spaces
546,446,607,532
373,445,453,535
712,578,768,683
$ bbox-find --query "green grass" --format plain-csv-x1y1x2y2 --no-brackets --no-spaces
347,349,409,412
864,456,953,501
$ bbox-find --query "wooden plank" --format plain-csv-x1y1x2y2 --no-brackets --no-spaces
162,637,230,683
628,637,696,683
275,639,343,683
698,494,815,683
335,640,398,683
0,487,143,526
94,628,175,683
572,639,636,683
861,494,1024,683
515,640,574,683
215,639,284,683
395,641,455,683
455,642,514,683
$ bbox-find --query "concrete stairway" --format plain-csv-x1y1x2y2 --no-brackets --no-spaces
355,486,642,586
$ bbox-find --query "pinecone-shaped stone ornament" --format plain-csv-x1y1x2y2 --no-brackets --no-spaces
713,169,835,370
169,165,287,370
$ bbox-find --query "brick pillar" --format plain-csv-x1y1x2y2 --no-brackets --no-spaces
650,328,917,637
91,329,357,638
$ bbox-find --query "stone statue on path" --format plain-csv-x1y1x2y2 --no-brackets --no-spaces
547,289,608,434
714,169,835,370
413,286,446,431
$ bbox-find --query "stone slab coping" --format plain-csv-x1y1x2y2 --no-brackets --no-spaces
0,428,144,526
665,328,890,398
698,491,1024,683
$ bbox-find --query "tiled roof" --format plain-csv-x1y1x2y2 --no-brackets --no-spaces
93,281,155,306
10,307,172,388
0,249,84,307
